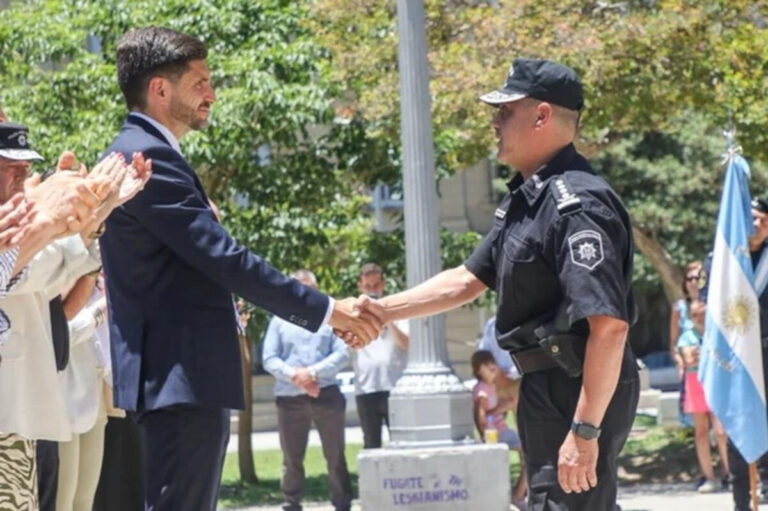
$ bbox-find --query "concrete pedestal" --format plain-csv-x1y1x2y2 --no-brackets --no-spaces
358,443,511,510
388,373,474,446
658,391,681,428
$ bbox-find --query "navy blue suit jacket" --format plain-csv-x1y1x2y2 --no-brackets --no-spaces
100,115,330,412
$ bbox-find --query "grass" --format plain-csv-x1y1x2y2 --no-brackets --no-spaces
218,444,360,509
218,444,523,509
218,416,696,508
619,418,703,485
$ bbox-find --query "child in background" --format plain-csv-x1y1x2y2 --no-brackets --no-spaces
677,300,730,493
471,350,527,509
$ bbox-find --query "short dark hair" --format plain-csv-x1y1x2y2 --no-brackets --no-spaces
471,350,496,378
359,263,383,279
116,26,208,109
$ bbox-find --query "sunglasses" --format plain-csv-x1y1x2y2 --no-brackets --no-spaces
686,276,698,282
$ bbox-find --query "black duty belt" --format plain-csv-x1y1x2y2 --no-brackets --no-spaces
511,346,560,375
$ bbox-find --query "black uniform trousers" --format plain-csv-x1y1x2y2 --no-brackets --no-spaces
139,405,230,511
729,439,768,511
518,366,639,511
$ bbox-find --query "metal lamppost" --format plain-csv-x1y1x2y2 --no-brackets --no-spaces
387,0,473,445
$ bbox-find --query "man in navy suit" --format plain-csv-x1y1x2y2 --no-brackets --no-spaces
99,27,382,511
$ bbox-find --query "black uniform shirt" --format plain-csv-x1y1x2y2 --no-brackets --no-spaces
466,143,635,341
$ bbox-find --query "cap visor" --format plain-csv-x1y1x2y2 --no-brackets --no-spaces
0,149,44,161
479,89,527,105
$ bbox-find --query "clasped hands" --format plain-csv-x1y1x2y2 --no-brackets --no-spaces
329,294,389,349
290,367,320,398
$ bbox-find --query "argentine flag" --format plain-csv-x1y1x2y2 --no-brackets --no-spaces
700,153,768,463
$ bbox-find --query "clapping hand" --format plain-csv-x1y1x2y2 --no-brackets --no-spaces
25,164,103,235
87,152,152,226
0,193,36,249
120,152,152,204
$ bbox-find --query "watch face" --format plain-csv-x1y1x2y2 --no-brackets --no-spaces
573,422,600,439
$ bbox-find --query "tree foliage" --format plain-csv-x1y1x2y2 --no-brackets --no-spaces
593,113,768,291
0,0,484,332
311,0,768,300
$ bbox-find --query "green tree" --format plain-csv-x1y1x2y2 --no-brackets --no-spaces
0,0,486,482
311,0,768,302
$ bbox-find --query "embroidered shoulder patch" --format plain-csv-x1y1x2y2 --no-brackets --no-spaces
568,230,604,270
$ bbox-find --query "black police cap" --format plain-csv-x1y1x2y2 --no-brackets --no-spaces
0,122,44,162
752,197,768,214
479,58,584,111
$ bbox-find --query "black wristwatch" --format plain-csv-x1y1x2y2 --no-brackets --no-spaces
571,421,601,440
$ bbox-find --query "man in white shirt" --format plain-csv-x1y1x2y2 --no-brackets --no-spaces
351,263,410,449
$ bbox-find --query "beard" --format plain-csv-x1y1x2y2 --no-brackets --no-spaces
170,96,210,131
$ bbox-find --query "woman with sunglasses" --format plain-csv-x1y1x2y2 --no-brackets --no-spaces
669,261,702,375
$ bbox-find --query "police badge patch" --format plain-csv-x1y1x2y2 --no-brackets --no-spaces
568,230,604,270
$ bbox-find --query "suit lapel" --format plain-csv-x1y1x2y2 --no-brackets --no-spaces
123,115,211,201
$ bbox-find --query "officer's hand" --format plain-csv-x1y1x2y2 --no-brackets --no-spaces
355,294,390,325
557,431,598,494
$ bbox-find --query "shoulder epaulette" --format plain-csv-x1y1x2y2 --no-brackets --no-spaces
550,175,582,215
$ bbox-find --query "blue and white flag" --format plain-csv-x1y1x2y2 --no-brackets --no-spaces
700,153,768,463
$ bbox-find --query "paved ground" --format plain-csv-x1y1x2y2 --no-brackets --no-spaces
226,426,377,453
225,486,768,510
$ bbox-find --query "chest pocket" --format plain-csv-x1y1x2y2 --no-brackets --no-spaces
502,232,537,263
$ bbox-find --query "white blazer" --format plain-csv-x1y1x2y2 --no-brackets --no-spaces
0,236,100,441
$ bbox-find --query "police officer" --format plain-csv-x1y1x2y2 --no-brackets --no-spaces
350,58,639,511
724,197,768,510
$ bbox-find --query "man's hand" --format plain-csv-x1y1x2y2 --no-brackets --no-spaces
557,430,598,494
290,368,321,398
335,294,391,348
355,294,389,324
304,381,320,398
291,367,314,387
329,297,384,347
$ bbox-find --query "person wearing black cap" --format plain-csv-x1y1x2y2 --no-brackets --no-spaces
723,197,768,510
351,58,638,511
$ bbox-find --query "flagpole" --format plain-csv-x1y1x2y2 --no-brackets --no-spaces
738,103,761,511
750,462,759,511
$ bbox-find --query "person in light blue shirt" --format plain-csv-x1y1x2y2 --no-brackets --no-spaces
262,269,352,511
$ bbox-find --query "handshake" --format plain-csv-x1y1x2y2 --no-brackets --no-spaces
328,295,390,349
